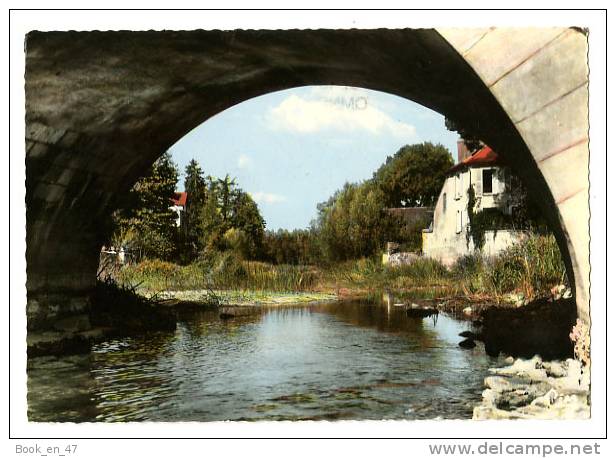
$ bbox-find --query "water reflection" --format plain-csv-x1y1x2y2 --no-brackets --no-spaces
28,300,499,422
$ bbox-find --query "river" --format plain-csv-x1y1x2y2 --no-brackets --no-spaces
27,299,501,421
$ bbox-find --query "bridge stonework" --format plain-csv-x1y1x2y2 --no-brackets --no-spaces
23,28,590,348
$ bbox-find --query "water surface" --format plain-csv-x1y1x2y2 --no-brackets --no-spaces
28,300,498,421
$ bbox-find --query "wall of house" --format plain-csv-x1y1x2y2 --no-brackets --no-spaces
169,205,183,227
422,166,518,265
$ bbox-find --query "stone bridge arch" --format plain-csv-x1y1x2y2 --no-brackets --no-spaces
24,28,589,338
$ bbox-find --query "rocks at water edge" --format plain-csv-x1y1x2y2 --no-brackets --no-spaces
473,355,590,420
459,338,477,349
480,297,577,359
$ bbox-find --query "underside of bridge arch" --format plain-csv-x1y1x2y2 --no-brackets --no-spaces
24,28,589,343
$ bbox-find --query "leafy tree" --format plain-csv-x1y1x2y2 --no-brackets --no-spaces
315,181,399,262
112,151,179,260
372,142,454,208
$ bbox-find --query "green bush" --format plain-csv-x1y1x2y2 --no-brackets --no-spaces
482,233,567,297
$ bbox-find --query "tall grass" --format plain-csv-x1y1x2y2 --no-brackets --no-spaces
323,256,452,291
481,233,567,298
322,233,566,300
115,233,567,301
116,253,319,293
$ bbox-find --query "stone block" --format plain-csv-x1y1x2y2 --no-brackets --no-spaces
26,122,66,145
57,130,81,149
26,141,50,159
56,168,77,187
437,28,494,55
463,27,564,86
52,313,91,333
538,141,589,205
34,182,66,203
515,84,588,163
492,29,588,123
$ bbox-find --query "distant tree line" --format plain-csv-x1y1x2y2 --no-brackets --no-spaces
108,142,455,265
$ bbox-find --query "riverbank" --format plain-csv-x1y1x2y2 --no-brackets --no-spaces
153,289,338,307
114,233,567,311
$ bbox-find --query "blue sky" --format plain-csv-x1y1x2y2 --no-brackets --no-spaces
168,86,459,231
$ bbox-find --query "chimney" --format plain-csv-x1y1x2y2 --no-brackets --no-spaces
457,138,471,163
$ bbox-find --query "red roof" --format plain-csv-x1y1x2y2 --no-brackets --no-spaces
171,191,187,207
448,146,505,174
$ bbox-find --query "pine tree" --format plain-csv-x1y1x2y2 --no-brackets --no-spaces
183,159,207,259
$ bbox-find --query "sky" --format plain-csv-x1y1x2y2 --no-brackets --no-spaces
168,86,459,231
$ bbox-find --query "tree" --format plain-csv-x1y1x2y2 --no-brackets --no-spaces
198,174,265,259
261,227,321,265
112,151,179,260
183,159,207,259
217,174,237,224
199,178,227,252
372,142,454,208
315,181,399,262
232,191,265,258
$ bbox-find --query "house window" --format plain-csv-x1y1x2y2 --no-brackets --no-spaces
482,169,493,195
454,174,461,199
456,210,462,234
443,192,447,213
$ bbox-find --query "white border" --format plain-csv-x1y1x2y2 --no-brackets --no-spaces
6,6,610,447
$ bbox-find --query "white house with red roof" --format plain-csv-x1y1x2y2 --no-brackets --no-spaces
170,191,187,228
421,141,526,266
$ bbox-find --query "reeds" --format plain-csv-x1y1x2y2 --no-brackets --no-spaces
115,233,567,301
117,253,318,293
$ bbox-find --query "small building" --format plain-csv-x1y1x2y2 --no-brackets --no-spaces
421,143,525,266
170,191,187,228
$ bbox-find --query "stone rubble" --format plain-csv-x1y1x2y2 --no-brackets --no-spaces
473,355,590,420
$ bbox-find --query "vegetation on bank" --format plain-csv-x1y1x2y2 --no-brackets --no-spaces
323,233,567,301
114,233,567,304
105,140,566,307
116,252,320,293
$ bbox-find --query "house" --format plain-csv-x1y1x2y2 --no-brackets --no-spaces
170,191,187,228
421,141,525,266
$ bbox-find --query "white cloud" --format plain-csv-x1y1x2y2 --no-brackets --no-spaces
250,191,287,204
237,153,252,169
266,90,416,139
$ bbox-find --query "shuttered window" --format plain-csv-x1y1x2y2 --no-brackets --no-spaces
454,174,461,199
482,169,493,195
456,210,462,234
